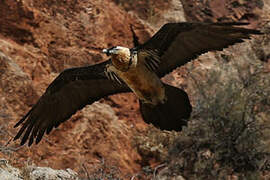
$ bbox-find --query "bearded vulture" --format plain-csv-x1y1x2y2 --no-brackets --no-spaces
13,22,261,146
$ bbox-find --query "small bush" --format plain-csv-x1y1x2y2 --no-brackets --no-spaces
167,50,270,179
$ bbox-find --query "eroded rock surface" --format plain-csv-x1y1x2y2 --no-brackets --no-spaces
0,0,269,179
0,159,78,180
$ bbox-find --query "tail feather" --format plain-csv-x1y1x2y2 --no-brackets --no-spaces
140,84,192,131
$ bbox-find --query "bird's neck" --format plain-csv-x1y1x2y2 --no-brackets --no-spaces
111,53,132,72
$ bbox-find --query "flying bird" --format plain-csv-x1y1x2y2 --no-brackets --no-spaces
14,22,261,146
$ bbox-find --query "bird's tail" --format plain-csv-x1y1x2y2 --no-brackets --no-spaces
139,83,192,131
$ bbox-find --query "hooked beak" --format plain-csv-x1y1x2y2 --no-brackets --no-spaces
102,48,117,56
102,48,110,56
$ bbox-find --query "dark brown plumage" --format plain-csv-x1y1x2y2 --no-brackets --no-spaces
14,61,130,146
139,22,261,77
14,22,261,146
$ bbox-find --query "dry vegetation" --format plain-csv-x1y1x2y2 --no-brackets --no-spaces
155,33,270,179
168,70,269,178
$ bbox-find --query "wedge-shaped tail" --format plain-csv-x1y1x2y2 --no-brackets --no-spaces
139,84,192,131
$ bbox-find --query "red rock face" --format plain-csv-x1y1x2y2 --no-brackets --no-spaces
0,0,269,179
180,0,264,27
0,0,153,178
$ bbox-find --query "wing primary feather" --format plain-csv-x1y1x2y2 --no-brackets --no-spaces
36,128,46,144
54,121,61,128
28,129,36,146
13,123,28,141
29,129,36,146
13,114,36,141
14,108,33,128
14,117,26,128
29,119,44,145
20,121,35,146
46,125,54,135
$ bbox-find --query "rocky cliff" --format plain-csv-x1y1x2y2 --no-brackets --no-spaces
0,0,269,179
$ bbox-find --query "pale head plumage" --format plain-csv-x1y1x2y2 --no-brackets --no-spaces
103,46,132,71
102,46,130,56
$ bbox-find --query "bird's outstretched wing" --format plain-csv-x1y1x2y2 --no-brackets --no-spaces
14,60,130,146
138,22,262,77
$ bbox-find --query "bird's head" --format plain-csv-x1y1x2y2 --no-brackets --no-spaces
102,46,132,71
103,46,130,59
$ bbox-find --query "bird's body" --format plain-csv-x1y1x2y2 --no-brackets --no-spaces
13,22,262,146
106,47,166,105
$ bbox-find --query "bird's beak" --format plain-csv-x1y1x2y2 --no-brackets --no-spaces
102,48,110,56
102,48,119,56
